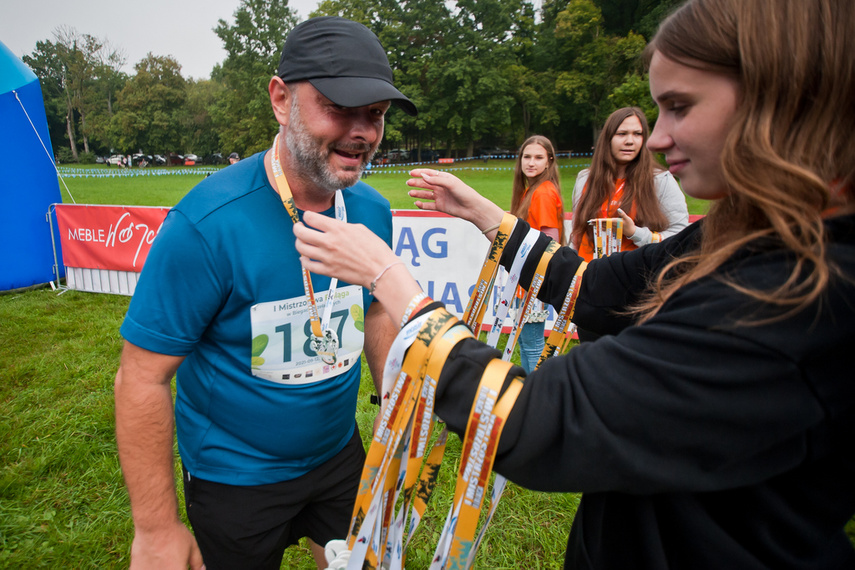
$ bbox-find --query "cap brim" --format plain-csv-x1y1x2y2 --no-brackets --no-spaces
309,77,418,116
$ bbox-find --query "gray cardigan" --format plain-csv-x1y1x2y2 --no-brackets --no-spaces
570,169,689,247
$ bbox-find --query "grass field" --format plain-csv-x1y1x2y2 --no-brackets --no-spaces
3,161,850,568
53,157,711,214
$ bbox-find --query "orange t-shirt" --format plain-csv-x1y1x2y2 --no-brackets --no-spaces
525,180,564,241
516,180,564,303
577,179,638,261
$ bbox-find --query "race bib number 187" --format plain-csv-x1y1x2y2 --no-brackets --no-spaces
250,285,365,384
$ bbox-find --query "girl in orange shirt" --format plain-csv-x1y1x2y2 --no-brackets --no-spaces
510,135,565,372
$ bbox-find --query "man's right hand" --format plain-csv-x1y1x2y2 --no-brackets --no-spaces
130,522,204,570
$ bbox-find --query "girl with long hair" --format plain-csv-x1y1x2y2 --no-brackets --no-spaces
510,135,565,245
570,107,688,260
509,135,565,372
294,0,855,566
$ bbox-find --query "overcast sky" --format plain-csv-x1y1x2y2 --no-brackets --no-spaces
1,0,321,80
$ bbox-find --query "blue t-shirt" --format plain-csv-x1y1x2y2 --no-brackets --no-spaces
120,152,392,485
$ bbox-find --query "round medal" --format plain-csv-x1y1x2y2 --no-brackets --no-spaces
311,329,339,364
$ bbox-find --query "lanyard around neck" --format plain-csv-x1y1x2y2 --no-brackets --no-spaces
270,133,345,350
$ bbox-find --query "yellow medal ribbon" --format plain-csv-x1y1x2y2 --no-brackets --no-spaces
541,260,588,364
461,213,517,334
270,133,326,340
503,240,560,361
435,359,523,569
347,308,463,564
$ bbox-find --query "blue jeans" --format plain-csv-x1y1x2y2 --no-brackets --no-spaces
518,321,545,374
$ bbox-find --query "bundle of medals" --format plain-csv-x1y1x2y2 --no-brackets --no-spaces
588,217,624,259
327,213,588,569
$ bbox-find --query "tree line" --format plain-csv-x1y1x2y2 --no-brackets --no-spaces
24,0,681,164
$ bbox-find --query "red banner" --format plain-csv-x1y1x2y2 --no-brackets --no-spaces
54,204,170,272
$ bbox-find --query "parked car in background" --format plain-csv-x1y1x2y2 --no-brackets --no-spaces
167,154,184,166
107,155,125,166
184,154,200,165
417,149,441,162
478,148,513,158
95,156,106,164
204,153,224,165
387,149,410,162
133,154,153,167
153,155,167,166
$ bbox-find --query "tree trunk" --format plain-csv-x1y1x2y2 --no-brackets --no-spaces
65,111,78,161
522,102,531,139
63,84,79,161
81,112,90,154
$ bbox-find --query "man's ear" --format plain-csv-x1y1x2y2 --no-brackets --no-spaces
269,77,293,126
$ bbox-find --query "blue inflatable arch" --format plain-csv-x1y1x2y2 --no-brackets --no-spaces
0,40,64,291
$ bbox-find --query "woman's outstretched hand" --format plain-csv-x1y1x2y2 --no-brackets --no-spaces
407,169,505,234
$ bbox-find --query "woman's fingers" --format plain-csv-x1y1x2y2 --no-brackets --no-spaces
407,189,436,199
413,200,437,211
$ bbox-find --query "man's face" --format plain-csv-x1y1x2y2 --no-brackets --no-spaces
285,83,389,192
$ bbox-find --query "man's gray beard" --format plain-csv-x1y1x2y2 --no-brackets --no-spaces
285,99,377,193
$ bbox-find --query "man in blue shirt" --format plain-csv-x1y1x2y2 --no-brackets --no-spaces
114,17,417,570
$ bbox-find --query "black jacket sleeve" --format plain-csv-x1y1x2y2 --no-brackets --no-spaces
434,216,854,496
501,219,704,336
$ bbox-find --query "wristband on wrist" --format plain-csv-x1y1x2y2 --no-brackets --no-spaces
481,222,502,235
368,261,404,295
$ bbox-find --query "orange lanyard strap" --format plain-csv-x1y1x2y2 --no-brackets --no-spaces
433,359,523,569
396,324,472,566
347,308,467,563
541,260,588,364
451,239,558,564
345,306,524,570
485,227,543,348
461,213,517,334
601,179,626,217
502,239,560,362
271,133,326,340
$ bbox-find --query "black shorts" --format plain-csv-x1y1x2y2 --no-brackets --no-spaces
182,425,365,570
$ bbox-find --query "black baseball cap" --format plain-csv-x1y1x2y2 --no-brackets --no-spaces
277,17,418,116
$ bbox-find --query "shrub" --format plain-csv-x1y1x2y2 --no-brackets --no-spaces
56,147,75,164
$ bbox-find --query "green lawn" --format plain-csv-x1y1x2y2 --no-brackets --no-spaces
54,158,711,215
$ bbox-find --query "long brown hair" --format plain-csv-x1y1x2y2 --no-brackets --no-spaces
570,107,669,250
636,0,855,323
511,135,565,244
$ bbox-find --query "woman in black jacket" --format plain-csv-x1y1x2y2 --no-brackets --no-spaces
294,0,855,567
